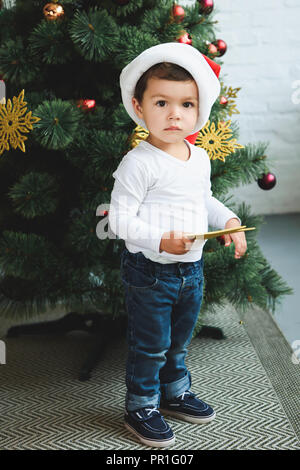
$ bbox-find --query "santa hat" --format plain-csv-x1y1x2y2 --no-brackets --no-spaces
119,42,221,136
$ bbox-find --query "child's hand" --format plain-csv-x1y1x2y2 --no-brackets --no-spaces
224,218,247,259
159,230,196,255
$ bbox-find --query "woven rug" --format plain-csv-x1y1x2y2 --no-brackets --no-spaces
0,303,299,450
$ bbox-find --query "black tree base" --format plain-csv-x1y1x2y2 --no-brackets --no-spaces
6,312,127,381
196,325,225,340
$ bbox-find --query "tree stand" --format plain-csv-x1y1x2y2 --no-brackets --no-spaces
6,312,128,381
6,313,224,380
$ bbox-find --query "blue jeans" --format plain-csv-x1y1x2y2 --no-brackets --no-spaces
120,247,204,412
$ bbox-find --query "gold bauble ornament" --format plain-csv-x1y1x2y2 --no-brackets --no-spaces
43,2,64,21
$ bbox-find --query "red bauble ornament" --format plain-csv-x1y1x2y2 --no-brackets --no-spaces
98,210,109,217
220,96,228,106
178,31,192,45
77,99,96,111
208,42,218,56
172,4,185,23
212,39,227,57
257,172,276,190
198,0,214,15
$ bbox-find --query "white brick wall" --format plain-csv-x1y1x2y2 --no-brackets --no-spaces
182,0,300,214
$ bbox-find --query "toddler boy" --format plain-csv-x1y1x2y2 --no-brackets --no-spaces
108,42,247,447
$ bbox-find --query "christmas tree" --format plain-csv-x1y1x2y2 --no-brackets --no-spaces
0,1,292,350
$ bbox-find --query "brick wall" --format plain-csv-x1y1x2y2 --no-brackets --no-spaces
182,0,300,214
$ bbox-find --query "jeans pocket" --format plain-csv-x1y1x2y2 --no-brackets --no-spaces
122,261,159,290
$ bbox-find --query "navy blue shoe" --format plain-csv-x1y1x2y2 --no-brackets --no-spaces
124,407,175,448
160,390,216,424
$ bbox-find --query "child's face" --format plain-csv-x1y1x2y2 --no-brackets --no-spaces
132,77,199,145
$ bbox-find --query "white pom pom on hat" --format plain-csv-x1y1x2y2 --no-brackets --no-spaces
119,42,221,135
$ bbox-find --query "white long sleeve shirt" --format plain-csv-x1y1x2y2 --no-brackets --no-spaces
108,138,241,263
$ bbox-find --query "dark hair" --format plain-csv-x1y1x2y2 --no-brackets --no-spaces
133,62,195,104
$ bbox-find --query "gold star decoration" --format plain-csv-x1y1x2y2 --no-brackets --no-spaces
0,89,40,156
129,125,149,149
223,85,241,98
195,120,244,162
221,83,241,116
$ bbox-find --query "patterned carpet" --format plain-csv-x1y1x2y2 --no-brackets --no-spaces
0,303,299,450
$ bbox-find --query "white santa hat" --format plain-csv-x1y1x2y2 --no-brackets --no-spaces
119,42,221,135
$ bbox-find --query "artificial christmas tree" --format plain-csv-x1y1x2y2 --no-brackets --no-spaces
0,0,292,379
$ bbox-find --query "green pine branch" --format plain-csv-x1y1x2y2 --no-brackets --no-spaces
33,98,83,150
69,7,120,62
211,142,270,197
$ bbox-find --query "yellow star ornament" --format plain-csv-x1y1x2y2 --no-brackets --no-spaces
0,89,40,156
129,125,149,149
220,83,241,116
196,120,244,162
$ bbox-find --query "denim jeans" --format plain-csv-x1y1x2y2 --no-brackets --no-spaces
120,247,204,412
